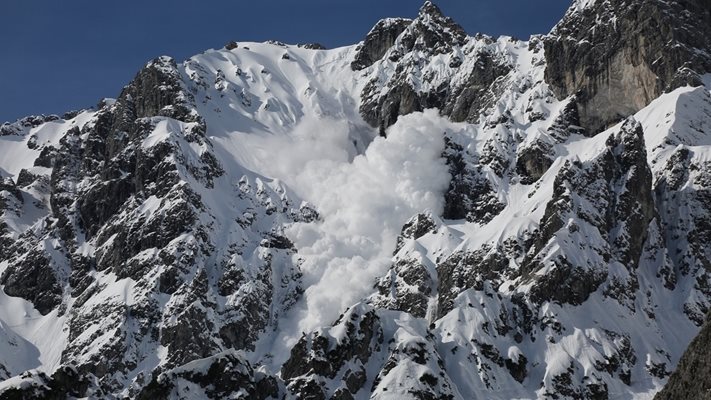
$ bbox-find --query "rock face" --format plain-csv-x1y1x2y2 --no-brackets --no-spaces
441,135,505,222
137,351,278,400
544,0,711,133
282,304,384,399
351,18,412,71
357,1,511,135
0,55,307,394
0,366,96,399
1,1,711,399
523,117,655,306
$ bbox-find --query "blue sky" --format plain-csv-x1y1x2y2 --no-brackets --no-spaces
0,0,572,123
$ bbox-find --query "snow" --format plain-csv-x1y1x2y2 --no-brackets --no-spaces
571,0,599,13
244,109,453,366
0,111,92,180
172,42,456,360
0,16,710,400
0,268,68,375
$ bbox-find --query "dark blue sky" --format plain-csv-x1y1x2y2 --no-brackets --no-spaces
0,1,572,123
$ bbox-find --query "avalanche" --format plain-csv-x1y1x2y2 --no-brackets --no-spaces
1,1,711,399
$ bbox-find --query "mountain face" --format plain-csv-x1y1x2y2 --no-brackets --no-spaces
1,1,710,399
544,0,711,134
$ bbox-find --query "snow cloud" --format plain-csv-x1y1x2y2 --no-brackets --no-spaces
238,109,457,357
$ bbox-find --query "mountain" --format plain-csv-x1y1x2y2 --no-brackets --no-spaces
1,0,710,399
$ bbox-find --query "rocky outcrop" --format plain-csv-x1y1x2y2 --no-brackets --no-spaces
0,248,63,315
358,2,511,134
442,136,505,222
0,56,209,318
0,115,60,137
0,366,96,400
654,145,711,325
437,246,509,318
395,1,467,55
515,143,554,184
297,43,327,50
524,117,655,305
394,213,438,253
0,178,22,260
352,18,412,71
137,351,278,400
282,303,463,400
373,258,435,318
0,55,305,394
282,304,384,399
117,55,201,123
371,329,458,400
544,0,711,133
441,47,512,124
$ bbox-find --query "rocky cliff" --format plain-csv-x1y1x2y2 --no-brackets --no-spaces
544,0,711,133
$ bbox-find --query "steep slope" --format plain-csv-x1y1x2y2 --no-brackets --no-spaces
654,313,711,400
0,45,370,397
280,82,711,400
1,1,710,399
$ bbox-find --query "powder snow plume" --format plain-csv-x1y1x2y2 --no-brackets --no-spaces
235,109,454,361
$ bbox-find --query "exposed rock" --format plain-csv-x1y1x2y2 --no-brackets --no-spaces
297,43,326,50
0,177,22,206
398,1,467,54
33,146,57,168
137,351,278,400
352,18,412,71
442,49,512,124
437,246,509,318
0,248,63,315
441,136,505,222
371,325,457,400
372,258,435,318
15,169,39,188
1,115,60,137
395,212,437,253
357,2,512,134
544,0,711,133
547,97,585,140
516,142,554,184
282,304,383,398
505,354,528,383
121,56,201,123
654,147,711,324
0,366,96,400
524,117,655,305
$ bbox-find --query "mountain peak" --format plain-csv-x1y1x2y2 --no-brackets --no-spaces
408,1,467,50
351,1,466,71
414,0,465,38
419,1,444,18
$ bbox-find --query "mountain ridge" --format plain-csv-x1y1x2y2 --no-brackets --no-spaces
1,0,711,399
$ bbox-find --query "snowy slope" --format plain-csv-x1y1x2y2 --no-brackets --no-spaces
1,1,710,399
